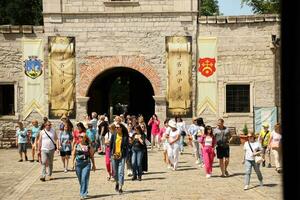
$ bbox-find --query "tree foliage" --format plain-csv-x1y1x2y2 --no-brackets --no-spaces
241,0,280,14
0,0,43,25
200,0,220,16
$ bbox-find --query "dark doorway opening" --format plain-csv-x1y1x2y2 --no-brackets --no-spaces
87,67,155,124
0,84,15,115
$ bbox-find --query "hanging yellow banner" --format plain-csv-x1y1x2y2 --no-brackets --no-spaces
197,37,218,115
49,36,76,118
22,39,46,119
166,36,192,117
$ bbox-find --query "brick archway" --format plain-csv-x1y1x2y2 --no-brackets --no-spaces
79,56,161,96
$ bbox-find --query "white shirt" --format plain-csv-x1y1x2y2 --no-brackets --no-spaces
169,129,180,145
90,118,98,130
41,128,56,151
244,141,262,161
104,132,112,144
162,127,171,145
204,137,213,146
176,121,186,133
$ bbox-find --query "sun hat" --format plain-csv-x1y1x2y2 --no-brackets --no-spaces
262,122,269,128
168,120,177,129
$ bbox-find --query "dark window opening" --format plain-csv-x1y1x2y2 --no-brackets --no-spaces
226,85,250,113
0,85,15,115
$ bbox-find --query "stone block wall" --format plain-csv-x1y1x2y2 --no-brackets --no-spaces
0,27,45,138
43,0,198,13
198,15,280,132
43,12,198,120
0,14,281,135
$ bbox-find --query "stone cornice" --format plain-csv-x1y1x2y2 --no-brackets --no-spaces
0,25,44,34
0,14,280,34
198,14,280,24
42,11,199,16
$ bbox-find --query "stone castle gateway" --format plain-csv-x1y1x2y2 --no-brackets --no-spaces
0,0,280,135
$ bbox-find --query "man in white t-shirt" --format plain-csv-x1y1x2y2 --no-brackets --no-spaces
38,121,58,182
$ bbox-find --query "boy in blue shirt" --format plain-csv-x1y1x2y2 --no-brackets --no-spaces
15,122,29,162
86,123,97,155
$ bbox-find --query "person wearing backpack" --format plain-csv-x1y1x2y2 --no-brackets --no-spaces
258,122,272,168
213,119,231,177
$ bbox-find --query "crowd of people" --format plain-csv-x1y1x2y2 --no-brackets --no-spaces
14,112,282,199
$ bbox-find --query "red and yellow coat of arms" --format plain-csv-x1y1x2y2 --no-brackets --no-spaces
198,57,216,77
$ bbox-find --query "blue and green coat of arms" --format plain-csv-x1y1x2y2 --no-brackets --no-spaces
24,56,43,79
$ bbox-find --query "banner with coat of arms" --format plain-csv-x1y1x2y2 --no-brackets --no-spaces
197,37,218,115
22,39,46,119
49,36,76,119
166,36,192,117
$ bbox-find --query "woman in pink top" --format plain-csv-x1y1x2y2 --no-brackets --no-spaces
199,125,216,178
72,122,86,148
148,114,160,150
268,123,282,173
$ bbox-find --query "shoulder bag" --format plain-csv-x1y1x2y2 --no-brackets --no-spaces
248,142,264,164
44,130,57,151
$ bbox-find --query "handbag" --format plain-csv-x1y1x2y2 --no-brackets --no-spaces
44,130,57,151
248,142,264,164
254,155,264,164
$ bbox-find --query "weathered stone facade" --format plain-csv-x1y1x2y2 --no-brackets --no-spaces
0,29,45,143
0,0,280,139
198,16,280,130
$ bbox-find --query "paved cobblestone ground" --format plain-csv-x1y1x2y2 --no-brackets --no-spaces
0,145,282,200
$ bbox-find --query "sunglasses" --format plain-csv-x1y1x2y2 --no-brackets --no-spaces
116,126,121,129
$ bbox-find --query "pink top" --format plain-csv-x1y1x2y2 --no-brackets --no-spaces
159,127,166,137
148,119,160,135
73,130,86,144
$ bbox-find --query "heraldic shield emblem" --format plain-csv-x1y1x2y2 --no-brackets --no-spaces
24,56,43,79
198,57,216,77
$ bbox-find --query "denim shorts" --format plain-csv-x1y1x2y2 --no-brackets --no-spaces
18,143,27,153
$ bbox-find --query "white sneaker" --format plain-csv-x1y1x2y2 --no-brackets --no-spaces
206,174,211,178
64,169,68,173
195,160,200,164
244,185,249,190
167,165,172,169
259,180,263,187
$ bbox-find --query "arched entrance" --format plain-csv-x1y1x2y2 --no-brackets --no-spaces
87,67,155,122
